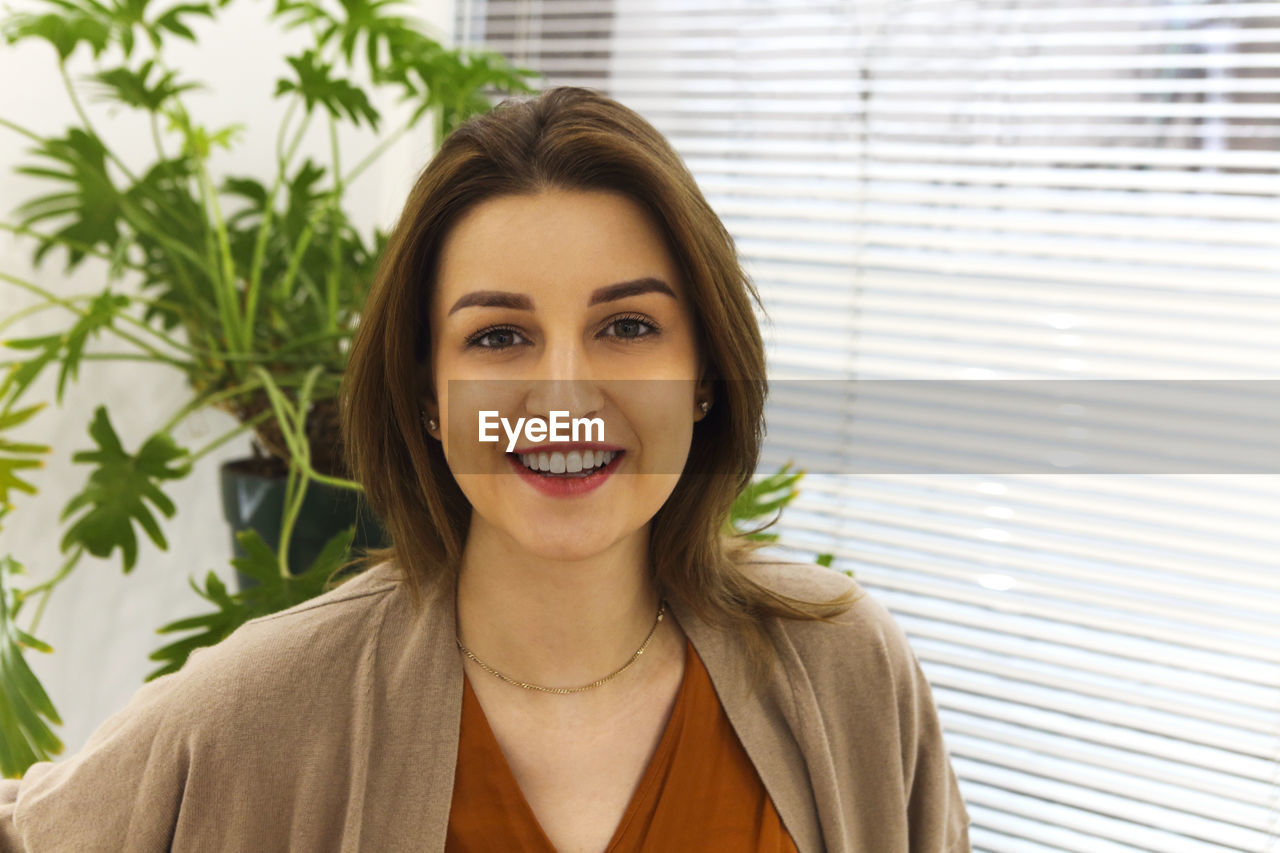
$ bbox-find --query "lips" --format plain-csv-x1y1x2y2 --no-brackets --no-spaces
505,449,625,498
513,447,618,476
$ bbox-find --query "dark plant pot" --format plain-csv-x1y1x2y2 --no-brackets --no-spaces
219,458,390,592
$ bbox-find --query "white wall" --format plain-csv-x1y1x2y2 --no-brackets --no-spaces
0,0,452,757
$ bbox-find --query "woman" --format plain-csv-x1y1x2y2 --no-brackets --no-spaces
0,87,971,852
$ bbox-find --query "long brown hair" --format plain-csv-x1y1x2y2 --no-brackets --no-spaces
339,86,861,687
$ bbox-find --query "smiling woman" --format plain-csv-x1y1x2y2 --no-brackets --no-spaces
336,86,970,852
0,86,970,853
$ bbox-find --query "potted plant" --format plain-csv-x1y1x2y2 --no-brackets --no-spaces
0,0,538,777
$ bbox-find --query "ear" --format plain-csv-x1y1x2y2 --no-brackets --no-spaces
417,361,441,435
693,372,715,423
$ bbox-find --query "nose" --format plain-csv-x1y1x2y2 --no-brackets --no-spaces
524,335,606,420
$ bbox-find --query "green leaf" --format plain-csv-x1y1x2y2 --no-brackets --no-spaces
0,402,51,508
2,9,111,61
146,524,356,680
275,50,381,130
221,175,268,210
162,106,245,159
11,128,122,270
5,0,215,59
85,58,204,111
271,0,324,31
0,292,130,406
374,31,538,137
145,571,245,679
282,0,416,72
1,0,154,61
728,462,805,541
0,335,61,406
815,553,834,568
151,1,213,41
0,554,63,778
61,292,131,402
59,406,192,572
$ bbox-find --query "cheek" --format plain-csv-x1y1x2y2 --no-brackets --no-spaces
622,383,696,474
440,380,525,471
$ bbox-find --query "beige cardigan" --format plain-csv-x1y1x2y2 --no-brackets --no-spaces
1,559,972,852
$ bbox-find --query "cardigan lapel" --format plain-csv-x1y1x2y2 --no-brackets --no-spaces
665,594,826,853
371,569,825,853
365,575,465,853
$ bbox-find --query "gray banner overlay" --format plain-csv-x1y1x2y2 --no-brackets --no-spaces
440,380,1280,475
762,380,1279,475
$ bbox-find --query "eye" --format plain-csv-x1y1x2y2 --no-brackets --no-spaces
465,325,528,350
599,313,660,341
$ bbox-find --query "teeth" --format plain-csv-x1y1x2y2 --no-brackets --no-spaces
517,450,617,473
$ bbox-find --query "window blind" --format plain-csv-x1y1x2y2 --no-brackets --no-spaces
454,1,1280,851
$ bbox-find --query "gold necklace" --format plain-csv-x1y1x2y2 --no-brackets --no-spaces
455,597,667,694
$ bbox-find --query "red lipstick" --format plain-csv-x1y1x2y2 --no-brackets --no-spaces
506,450,624,498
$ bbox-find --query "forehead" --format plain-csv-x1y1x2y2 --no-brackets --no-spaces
433,189,683,302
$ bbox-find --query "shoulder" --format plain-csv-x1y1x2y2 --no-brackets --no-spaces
3,563,412,850
738,557,920,695
742,558,972,848
740,557,903,651
159,560,404,725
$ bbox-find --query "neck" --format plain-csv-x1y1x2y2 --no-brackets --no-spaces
454,516,665,695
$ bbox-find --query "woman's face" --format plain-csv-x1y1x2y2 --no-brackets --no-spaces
426,188,711,562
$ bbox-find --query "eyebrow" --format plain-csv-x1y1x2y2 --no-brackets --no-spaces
446,277,676,316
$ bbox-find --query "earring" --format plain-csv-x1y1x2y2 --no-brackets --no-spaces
698,400,711,414
421,410,438,432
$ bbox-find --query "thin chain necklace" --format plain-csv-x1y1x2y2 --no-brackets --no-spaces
455,596,668,694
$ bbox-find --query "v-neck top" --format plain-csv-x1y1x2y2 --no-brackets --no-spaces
445,637,800,852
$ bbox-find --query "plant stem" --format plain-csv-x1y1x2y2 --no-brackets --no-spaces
22,547,84,637
0,352,154,367
275,99,299,166
245,98,316,347
343,118,412,186
193,160,244,352
0,283,250,369
272,364,327,577
158,377,264,436
276,461,306,577
0,278,195,360
113,294,349,364
148,106,197,204
0,116,44,143
149,112,168,163
143,55,231,328
325,113,341,334
0,271,194,371
109,304,212,357
58,62,139,186
0,223,150,275
305,470,363,491
275,221,316,304
0,293,96,335
185,408,273,463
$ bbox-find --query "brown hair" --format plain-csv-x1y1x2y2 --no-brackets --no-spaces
339,86,861,687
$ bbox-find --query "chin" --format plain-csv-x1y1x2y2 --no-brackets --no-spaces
513,532,615,563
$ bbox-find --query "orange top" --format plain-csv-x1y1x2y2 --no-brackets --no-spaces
446,637,800,852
